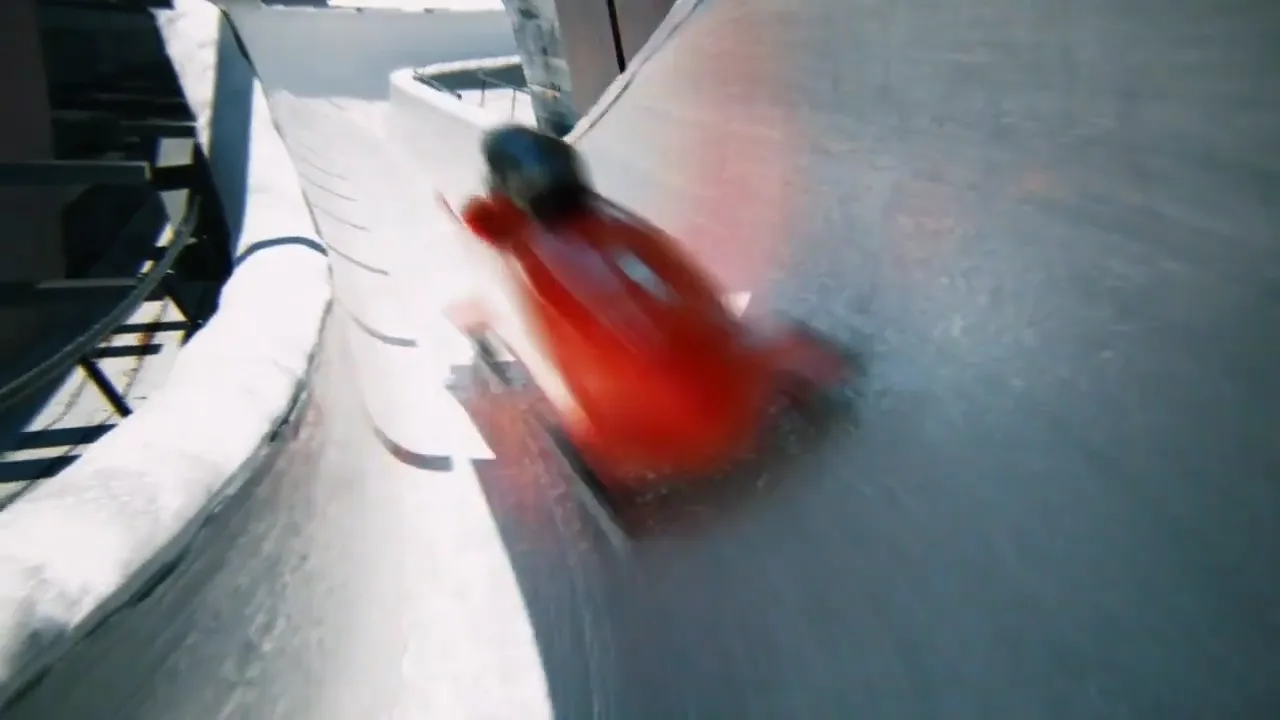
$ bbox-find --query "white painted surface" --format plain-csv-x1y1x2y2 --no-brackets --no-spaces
222,2,518,453
217,3,555,715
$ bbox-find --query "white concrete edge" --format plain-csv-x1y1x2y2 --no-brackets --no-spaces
0,0,330,707
389,65,503,203
357,66,497,461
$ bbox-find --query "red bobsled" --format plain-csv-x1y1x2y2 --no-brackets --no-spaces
441,189,853,500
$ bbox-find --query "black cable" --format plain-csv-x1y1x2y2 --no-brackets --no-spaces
603,0,627,74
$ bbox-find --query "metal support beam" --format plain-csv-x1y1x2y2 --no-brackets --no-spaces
0,160,151,187
0,278,168,307
76,357,132,417
149,162,198,192
52,112,196,139
160,276,204,343
39,5,158,31
89,343,162,359
43,0,173,12
52,92,189,118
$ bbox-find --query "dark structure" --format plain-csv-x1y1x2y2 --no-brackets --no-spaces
0,0,232,485
0,0,62,370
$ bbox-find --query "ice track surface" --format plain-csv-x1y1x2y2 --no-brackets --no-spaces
9,0,1280,718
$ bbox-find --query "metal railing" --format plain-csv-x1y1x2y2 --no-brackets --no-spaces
412,67,533,122
412,73,463,100
474,70,531,119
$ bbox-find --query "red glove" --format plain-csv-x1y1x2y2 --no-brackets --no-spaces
456,195,527,249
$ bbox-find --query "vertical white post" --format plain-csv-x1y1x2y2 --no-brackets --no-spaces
499,0,578,134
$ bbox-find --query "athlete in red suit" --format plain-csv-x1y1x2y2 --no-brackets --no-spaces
443,125,849,493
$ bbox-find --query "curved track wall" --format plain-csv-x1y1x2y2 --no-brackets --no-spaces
394,0,1280,715
2,0,1278,717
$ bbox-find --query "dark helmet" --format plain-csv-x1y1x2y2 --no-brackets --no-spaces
481,124,590,221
